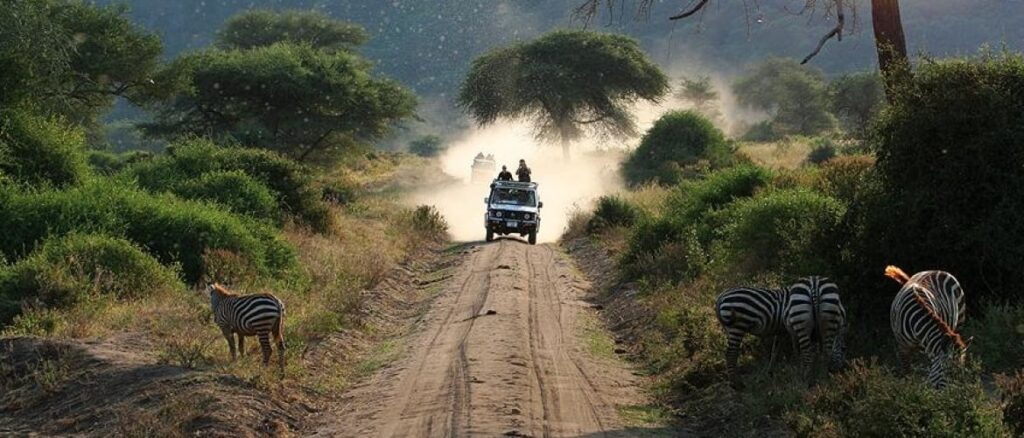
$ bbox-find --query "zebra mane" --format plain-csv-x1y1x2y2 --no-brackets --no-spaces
211,283,237,297
884,266,967,350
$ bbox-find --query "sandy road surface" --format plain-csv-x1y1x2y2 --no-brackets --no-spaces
313,239,659,437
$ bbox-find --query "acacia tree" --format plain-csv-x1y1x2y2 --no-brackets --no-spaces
828,71,885,137
216,10,369,52
733,58,835,137
459,30,669,159
676,76,721,121
140,12,416,163
573,0,910,97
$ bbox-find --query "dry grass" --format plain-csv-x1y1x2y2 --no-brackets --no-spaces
620,183,671,217
738,138,815,170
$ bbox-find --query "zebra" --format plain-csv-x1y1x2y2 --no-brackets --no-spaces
205,283,286,372
716,276,847,383
885,266,968,389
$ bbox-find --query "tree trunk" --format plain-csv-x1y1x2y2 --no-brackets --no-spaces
561,137,571,161
871,0,911,100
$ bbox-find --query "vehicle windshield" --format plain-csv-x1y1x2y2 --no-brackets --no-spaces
490,188,536,207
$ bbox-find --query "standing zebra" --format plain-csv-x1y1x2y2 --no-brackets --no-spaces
716,276,847,383
206,283,286,372
885,266,968,389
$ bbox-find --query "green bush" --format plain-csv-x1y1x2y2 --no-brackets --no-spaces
870,51,1024,305
126,139,333,232
0,110,90,187
409,135,444,157
805,137,838,165
0,179,296,283
710,189,845,279
813,154,876,204
587,195,639,234
87,150,153,175
622,111,734,186
621,166,771,277
406,205,448,242
174,170,280,221
741,120,780,142
0,233,182,324
964,303,1024,373
787,361,1009,437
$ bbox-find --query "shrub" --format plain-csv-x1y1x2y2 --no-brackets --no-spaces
174,170,280,221
409,135,444,157
963,303,1024,373
0,179,296,283
0,110,89,187
805,137,838,165
406,205,448,242
871,51,1024,305
318,176,359,206
787,361,1009,437
741,120,780,142
813,154,875,204
996,371,1024,436
622,111,734,186
87,150,153,175
710,189,845,279
0,233,182,324
587,195,638,234
126,139,333,232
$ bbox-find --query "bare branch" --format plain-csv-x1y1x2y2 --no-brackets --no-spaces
801,0,844,64
669,0,711,20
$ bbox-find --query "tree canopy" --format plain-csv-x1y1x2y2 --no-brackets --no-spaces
622,110,732,186
675,76,721,122
0,1,162,128
828,72,886,137
140,12,416,163
459,30,669,158
216,9,369,52
733,58,836,137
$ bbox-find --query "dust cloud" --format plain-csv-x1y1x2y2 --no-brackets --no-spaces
403,69,754,244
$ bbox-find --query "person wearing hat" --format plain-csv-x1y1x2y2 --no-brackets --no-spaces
516,159,532,182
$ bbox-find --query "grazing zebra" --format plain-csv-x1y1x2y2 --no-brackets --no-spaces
716,276,847,383
885,266,968,389
206,283,286,371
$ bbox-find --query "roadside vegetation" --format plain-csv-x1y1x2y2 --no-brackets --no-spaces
565,51,1024,436
0,4,448,435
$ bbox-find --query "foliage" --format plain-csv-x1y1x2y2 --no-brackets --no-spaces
996,371,1024,436
587,195,639,234
813,154,876,204
621,165,771,278
141,40,416,163
871,51,1024,305
622,111,733,186
675,76,721,121
87,150,153,175
0,110,90,188
709,189,845,279
963,303,1024,373
0,233,182,324
405,205,448,242
805,137,838,165
126,139,332,232
0,179,296,283
459,30,668,158
787,361,1008,437
828,72,885,137
174,170,280,221
0,1,161,126
408,135,444,157
734,58,836,137
217,9,368,52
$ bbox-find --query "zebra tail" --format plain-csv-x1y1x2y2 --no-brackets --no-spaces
885,265,911,285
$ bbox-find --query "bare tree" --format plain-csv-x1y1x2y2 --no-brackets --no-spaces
573,0,910,98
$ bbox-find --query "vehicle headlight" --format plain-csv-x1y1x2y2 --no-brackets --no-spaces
524,214,532,220
494,211,503,218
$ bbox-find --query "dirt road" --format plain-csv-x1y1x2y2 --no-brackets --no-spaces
313,239,663,437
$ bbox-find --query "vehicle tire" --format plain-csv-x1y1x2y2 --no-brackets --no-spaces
528,231,537,245
486,228,494,242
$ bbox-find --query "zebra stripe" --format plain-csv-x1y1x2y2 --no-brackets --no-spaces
207,284,286,371
786,277,847,378
716,276,847,381
889,270,966,388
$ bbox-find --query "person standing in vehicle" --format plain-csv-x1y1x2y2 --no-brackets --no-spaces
496,165,513,181
516,159,532,182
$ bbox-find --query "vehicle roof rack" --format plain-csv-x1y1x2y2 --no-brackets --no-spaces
491,180,538,189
